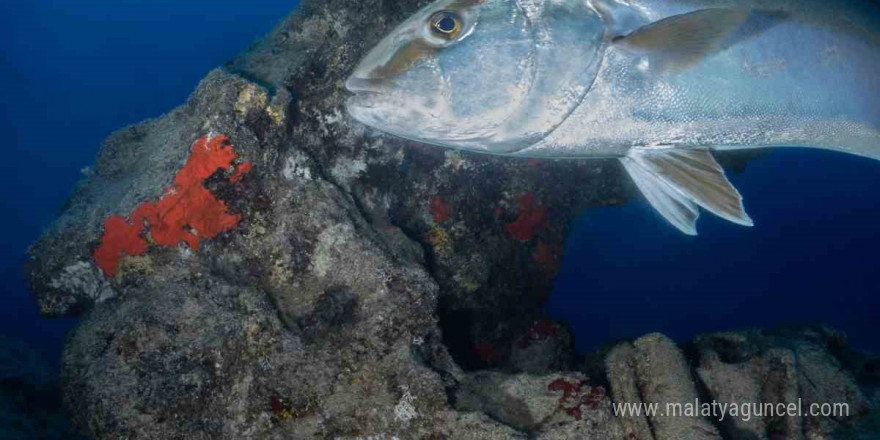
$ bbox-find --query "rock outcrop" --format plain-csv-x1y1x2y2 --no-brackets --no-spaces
689,328,874,440
24,0,878,438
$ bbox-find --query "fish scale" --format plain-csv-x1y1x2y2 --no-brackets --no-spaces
346,0,880,235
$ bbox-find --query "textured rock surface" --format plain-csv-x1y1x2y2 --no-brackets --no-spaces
692,328,872,440
454,371,623,437
603,328,880,440
605,343,655,440
632,333,723,440
26,0,630,437
509,319,576,374
23,0,879,439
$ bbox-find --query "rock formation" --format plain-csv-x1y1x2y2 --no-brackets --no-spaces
25,0,877,438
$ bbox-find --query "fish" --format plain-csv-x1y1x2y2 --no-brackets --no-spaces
345,0,880,235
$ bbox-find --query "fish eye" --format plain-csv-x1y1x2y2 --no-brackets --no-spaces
428,11,463,40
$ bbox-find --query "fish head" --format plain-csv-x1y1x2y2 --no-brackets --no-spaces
346,0,606,154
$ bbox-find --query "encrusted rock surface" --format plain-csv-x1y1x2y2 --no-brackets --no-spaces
454,371,623,437
605,343,655,440
24,0,879,439
599,328,879,440
632,333,722,440
691,328,873,440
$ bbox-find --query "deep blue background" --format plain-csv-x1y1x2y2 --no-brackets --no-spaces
2,0,877,373
1,1,296,366
549,149,880,353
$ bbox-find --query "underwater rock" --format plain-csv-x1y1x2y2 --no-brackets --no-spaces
25,0,628,435
605,343,655,440
692,328,872,440
509,319,576,374
92,134,251,277
23,0,875,439
694,333,799,440
632,333,723,440
602,328,879,440
454,371,623,438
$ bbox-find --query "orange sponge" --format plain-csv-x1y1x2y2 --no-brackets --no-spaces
93,135,252,276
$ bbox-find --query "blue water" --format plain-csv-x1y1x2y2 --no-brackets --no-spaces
549,149,880,353
1,1,295,366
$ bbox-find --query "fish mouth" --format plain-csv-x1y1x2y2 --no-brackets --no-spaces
344,76,387,96
345,75,389,112
346,93,378,111
344,77,381,113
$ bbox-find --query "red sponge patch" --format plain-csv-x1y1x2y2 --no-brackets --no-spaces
430,196,451,223
93,135,252,277
505,191,547,241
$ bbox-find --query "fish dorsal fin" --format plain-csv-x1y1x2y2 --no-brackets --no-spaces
620,149,753,235
614,8,750,72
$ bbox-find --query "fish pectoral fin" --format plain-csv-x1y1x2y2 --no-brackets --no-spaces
613,8,750,72
620,149,754,235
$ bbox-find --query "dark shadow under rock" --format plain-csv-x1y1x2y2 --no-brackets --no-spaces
0,336,85,440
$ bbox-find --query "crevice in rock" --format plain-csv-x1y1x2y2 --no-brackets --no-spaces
482,414,531,438
629,346,660,440
288,137,414,269
711,337,750,364
437,298,483,372
580,346,613,390
684,342,737,440
221,66,279,97
389,205,436,271
293,143,367,222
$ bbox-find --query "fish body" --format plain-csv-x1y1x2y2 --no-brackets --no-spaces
527,0,880,160
346,0,880,234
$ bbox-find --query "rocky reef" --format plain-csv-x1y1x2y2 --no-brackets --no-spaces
25,0,877,438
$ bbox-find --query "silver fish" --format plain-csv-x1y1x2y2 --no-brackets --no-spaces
345,0,880,235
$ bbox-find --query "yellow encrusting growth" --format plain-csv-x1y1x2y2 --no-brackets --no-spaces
427,226,451,253
236,83,268,113
117,255,154,278
235,82,286,126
